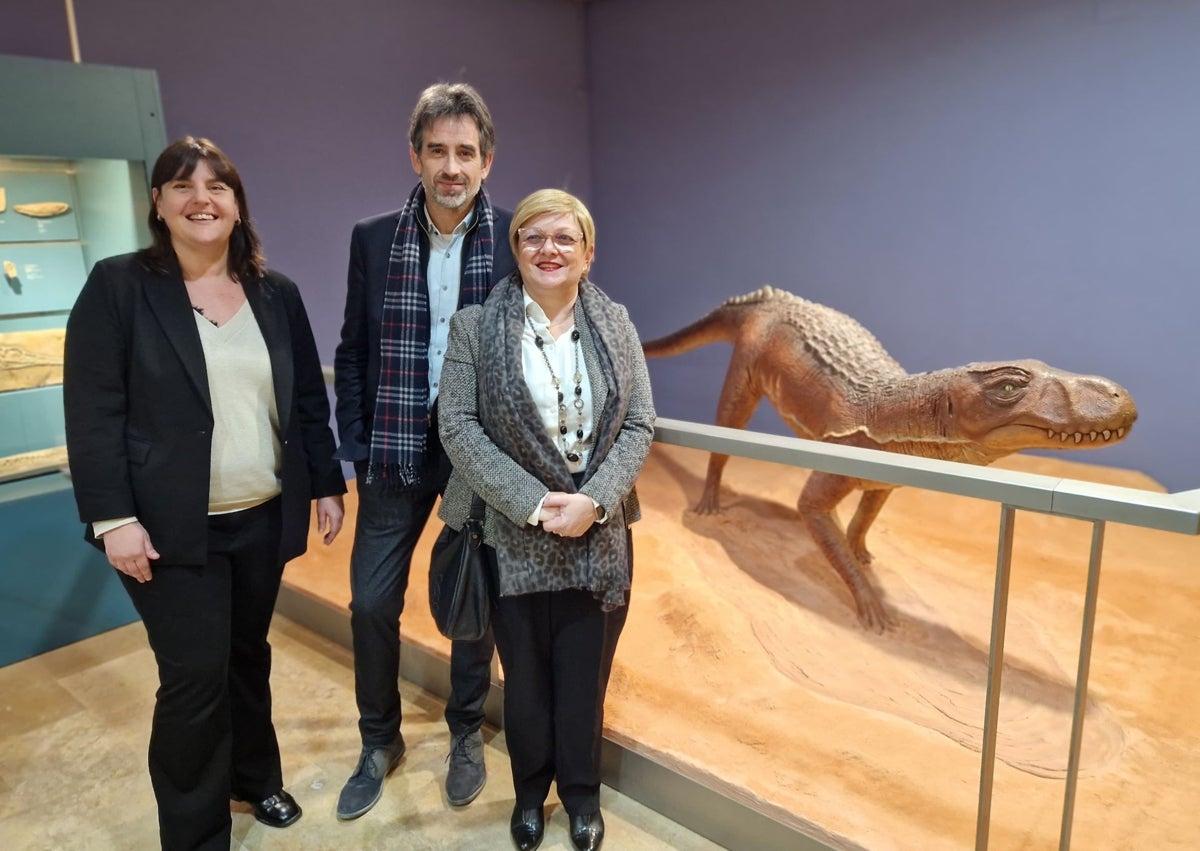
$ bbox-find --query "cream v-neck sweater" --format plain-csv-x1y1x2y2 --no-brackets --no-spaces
193,302,282,513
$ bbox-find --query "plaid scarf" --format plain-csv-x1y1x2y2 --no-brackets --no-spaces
366,182,496,487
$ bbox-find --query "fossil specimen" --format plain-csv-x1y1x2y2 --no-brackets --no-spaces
13,201,70,218
0,444,68,482
0,328,65,391
3,260,20,294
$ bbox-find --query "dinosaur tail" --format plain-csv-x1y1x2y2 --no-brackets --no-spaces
641,309,739,359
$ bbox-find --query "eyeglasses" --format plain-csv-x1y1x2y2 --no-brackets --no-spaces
517,229,584,251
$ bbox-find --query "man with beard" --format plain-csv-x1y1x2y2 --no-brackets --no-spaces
333,82,516,820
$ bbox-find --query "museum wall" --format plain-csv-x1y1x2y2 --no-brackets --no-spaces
0,0,592,366
586,0,1200,492
2,0,1196,491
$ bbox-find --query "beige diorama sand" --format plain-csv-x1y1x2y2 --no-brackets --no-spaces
284,443,1199,850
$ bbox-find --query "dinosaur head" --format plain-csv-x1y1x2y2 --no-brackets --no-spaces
936,359,1137,459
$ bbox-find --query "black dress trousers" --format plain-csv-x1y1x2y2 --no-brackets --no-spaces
119,498,285,851
489,538,630,816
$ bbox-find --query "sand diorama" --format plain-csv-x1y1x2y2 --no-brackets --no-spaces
287,446,1198,849
286,289,1196,849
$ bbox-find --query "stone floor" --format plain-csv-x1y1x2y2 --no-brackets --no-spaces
0,615,723,851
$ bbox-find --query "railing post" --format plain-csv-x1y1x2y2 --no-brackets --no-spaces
976,504,1016,851
1059,520,1106,850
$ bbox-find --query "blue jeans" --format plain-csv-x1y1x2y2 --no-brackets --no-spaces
349,443,495,747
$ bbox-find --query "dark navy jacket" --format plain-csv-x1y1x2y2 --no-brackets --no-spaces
332,198,516,463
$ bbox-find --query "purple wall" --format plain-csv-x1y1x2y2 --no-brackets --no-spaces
587,0,1200,491
4,0,1197,490
0,0,591,362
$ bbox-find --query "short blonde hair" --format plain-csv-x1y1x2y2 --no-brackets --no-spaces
509,188,596,257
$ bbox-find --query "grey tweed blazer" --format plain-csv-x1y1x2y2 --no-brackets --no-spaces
437,290,655,553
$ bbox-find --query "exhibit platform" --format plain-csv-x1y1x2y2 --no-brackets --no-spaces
280,443,1200,850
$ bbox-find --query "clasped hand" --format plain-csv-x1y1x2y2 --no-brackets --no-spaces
539,492,595,538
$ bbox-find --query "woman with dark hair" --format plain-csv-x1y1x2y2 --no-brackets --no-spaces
438,188,655,851
63,137,346,850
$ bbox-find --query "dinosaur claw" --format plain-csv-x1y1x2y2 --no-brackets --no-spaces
693,491,723,515
854,594,892,633
858,609,890,634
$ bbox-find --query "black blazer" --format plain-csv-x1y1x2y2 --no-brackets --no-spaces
332,202,517,462
63,253,346,566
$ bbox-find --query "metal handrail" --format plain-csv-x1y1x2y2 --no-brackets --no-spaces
652,418,1200,534
649,417,1199,850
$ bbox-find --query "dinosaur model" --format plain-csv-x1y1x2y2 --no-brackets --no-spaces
642,286,1137,632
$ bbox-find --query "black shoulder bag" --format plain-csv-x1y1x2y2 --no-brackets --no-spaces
428,494,490,641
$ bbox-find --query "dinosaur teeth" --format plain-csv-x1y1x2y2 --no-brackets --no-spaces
1043,429,1124,443
1043,428,1122,444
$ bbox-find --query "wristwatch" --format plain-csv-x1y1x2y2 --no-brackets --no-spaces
593,502,607,522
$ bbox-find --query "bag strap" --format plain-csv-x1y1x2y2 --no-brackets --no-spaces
468,492,486,522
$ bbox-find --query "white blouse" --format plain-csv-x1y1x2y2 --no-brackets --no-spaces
521,293,596,473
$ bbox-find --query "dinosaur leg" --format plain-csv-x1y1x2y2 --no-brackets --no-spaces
696,454,731,514
846,487,893,565
696,355,762,514
798,472,892,633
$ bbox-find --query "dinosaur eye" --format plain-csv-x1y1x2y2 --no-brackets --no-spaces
983,373,1030,406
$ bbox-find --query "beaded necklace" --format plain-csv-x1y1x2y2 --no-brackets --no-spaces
527,315,587,463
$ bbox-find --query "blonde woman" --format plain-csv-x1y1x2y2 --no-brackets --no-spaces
438,189,654,851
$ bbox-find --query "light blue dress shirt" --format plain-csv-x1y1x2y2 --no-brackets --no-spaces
425,206,475,406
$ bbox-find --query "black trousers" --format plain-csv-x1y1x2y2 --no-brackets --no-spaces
489,537,630,816
119,497,285,851
349,432,495,747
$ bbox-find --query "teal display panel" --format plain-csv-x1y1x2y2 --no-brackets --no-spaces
0,243,88,310
0,474,138,667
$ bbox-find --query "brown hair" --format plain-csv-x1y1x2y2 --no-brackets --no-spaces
409,82,495,160
140,136,266,282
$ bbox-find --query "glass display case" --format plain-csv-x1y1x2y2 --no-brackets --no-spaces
0,154,152,478
0,54,166,664
0,54,165,482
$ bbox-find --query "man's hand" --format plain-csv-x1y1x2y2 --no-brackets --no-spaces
316,495,345,545
103,522,160,583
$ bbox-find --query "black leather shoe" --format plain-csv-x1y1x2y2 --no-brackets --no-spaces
509,804,545,851
569,810,605,851
232,789,302,828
